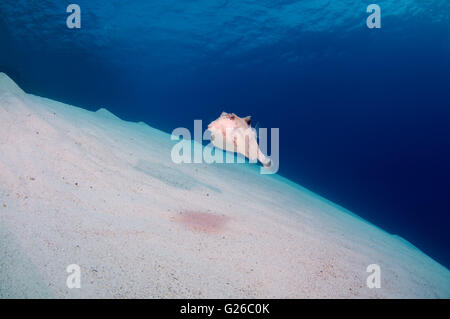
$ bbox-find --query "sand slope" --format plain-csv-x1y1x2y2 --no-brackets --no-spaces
0,73,449,298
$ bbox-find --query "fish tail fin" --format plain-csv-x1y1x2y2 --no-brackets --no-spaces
263,159,272,169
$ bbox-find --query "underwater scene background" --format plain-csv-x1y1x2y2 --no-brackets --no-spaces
0,1,449,268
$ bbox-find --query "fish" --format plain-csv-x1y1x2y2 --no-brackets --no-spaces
207,112,271,168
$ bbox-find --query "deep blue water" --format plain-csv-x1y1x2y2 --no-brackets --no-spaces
1,1,449,268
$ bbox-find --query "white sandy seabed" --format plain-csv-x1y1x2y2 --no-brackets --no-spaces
0,72,449,299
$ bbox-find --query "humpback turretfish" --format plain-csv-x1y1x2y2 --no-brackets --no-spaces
207,112,271,168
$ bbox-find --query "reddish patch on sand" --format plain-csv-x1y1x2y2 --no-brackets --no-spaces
174,211,229,233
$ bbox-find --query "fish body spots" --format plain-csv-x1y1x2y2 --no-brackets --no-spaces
174,211,229,233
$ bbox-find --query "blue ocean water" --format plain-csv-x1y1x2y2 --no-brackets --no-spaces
0,1,449,268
